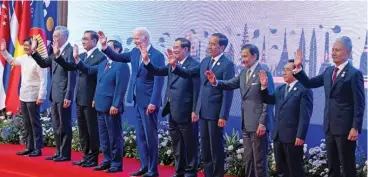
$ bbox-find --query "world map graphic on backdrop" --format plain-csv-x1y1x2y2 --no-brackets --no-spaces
66,1,368,150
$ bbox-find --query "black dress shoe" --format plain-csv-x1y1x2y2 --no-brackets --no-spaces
142,172,159,177
28,150,42,157
16,149,32,156
45,154,59,160
105,167,122,173
130,168,148,176
53,156,71,162
172,174,184,177
72,159,86,166
81,161,98,167
93,163,110,171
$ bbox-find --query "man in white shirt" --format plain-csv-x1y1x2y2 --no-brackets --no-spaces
0,37,47,157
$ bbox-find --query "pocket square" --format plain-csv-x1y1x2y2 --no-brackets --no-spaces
251,83,259,85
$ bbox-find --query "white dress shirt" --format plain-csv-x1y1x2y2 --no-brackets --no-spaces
2,52,48,102
246,61,260,78
210,52,224,68
86,46,98,58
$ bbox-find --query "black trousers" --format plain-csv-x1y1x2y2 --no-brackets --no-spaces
76,105,99,162
326,132,356,177
274,140,305,177
51,101,72,158
169,115,198,177
21,101,43,150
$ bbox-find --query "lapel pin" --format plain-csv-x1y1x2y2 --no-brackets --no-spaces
341,71,345,77
217,62,220,66
293,87,297,91
183,66,186,69
91,55,94,58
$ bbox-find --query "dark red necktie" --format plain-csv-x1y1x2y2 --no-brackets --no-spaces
104,62,110,71
332,67,339,83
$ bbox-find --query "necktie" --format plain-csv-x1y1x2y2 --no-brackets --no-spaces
284,84,290,98
104,62,110,71
209,58,215,69
246,69,251,84
332,67,339,83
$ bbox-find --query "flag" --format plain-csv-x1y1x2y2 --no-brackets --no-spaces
0,1,10,110
5,1,31,113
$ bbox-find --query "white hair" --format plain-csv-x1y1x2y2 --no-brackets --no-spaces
55,26,69,39
133,27,151,43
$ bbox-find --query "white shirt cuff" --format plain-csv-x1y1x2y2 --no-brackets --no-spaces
293,67,302,74
212,80,218,87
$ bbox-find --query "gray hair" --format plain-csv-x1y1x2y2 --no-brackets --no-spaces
55,26,69,39
133,27,151,43
336,36,352,52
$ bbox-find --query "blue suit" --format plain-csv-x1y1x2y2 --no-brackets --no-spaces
173,54,234,177
294,63,365,177
144,56,200,177
77,60,130,168
102,46,164,175
262,82,313,177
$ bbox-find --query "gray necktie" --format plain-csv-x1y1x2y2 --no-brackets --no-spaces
284,84,290,98
246,69,251,84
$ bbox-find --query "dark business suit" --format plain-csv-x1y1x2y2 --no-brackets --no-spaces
32,43,76,159
77,59,130,168
102,46,164,175
173,54,234,177
215,63,274,177
261,82,313,177
54,49,105,163
294,63,365,177
144,56,200,177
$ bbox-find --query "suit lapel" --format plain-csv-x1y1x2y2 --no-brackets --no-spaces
99,61,115,81
171,57,191,86
54,44,70,74
84,49,99,64
242,64,261,98
281,82,299,108
210,55,224,73
329,63,350,96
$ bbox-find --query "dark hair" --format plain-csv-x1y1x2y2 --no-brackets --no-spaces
175,38,191,52
24,37,38,46
212,33,228,49
288,59,303,69
84,30,98,43
241,44,259,60
107,40,123,53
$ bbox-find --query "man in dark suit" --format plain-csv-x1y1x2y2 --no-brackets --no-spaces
98,28,164,177
141,38,200,177
293,36,365,177
205,44,274,177
30,26,76,162
171,33,234,177
53,30,105,167
73,44,130,173
259,60,313,177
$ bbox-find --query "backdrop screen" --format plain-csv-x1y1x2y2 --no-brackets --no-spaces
68,1,368,148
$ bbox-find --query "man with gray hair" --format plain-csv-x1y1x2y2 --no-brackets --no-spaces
98,28,164,177
293,36,365,177
31,26,76,162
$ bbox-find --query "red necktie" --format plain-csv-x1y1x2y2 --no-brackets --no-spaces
104,62,110,71
332,67,339,83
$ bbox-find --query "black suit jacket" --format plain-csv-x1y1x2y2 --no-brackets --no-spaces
144,56,200,123
32,43,76,103
294,63,365,135
54,49,106,106
262,82,313,143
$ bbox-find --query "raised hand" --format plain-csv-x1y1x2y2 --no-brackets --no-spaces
31,36,38,52
166,48,176,66
0,39,6,52
52,40,60,56
294,48,303,69
73,44,79,62
205,70,217,85
139,43,148,62
98,31,107,49
259,70,268,88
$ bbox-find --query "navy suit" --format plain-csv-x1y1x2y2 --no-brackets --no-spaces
77,60,130,168
294,63,365,177
32,44,76,159
102,46,164,175
173,55,234,177
54,49,105,163
144,56,200,177
262,82,313,177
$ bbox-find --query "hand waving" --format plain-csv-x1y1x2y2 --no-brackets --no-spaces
294,48,303,69
258,70,268,88
0,39,6,52
205,70,217,85
98,31,107,49
52,40,60,56
73,44,79,62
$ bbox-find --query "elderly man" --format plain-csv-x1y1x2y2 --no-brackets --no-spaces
98,28,164,177
293,36,365,177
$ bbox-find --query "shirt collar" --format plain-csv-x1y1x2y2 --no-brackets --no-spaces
248,60,259,73
212,52,224,62
179,56,189,65
335,60,349,71
59,42,69,54
146,44,151,52
287,80,298,89
86,46,98,58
